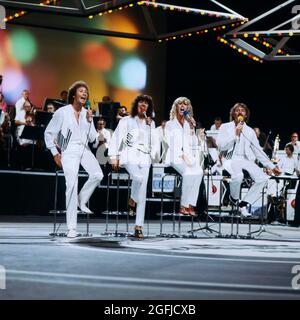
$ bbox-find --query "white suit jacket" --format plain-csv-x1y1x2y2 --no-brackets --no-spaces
216,121,275,169
164,118,199,166
44,104,98,156
108,115,159,166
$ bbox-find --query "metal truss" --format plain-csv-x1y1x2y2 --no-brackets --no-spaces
224,0,300,61
0,0,135,16
0,0,247,41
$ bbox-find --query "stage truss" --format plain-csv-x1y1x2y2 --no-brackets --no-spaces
0,0,299,61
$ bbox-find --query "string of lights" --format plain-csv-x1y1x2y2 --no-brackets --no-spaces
158,21,245,43
3,0,57,23
217,36,263,63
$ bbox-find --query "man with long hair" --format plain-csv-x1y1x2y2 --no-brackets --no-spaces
165,97,203,215
45,81,103,238
108,94,159,238
216,102,281,216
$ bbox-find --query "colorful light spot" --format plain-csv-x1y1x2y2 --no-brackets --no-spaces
9,30,37,65
104,15,139,51
2,68,29,103
120,57,146,90
111,87,140,112
82,42,113,71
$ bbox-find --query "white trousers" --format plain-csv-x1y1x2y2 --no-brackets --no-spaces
227,158,269,205
61,144,103,231
171,162,203,207
124,164,150,227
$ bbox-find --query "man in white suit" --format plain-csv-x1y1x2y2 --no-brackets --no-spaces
216,103,281,216
45,81,103,238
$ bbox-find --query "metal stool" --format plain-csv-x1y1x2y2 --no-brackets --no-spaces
219,175,252,239
49,170,92,237
158,167,196,238
102,169,131,237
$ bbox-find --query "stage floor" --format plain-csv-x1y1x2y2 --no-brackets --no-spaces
0,219,300,300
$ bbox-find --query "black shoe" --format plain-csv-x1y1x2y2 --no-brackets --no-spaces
238,201,249,208
229,195,239,206
134,226,144,238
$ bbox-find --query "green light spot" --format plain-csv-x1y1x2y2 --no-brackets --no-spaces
10,30,37,64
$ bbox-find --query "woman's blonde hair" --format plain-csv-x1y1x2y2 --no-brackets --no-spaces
169,97,193,120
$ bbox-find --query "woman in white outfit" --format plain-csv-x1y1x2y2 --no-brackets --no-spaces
165,97,204,216
45,81,103,238
108,95,158,238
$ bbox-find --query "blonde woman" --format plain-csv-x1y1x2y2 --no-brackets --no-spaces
165,97,203,215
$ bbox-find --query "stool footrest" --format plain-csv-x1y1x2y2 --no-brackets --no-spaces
101,211,131,216
49,210,94,215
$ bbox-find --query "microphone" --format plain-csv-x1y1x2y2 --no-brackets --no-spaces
85,100,91,109
143,111,151,125
183,111,196,127
237,115,244,124
236,115,244,141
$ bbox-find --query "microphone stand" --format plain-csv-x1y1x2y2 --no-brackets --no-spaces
188,130,219,236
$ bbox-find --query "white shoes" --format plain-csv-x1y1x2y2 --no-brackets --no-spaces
67,229,78,238
239,206,252,218
78,198,93,214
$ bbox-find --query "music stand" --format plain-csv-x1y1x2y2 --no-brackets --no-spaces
35,111,53,128
20,126,44,169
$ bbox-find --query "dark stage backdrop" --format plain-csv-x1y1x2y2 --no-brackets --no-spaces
164,0,299,148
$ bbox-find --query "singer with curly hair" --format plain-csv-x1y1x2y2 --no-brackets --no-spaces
45,81,103,238
108,94,159,238
216,102,281,217
165,97,204,216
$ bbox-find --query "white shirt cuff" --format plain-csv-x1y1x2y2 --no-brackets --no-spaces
51,147,59,156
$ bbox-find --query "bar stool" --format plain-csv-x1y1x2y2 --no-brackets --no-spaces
49,169,93,237
102,168,132,237
219,171,254,239
158,166,196,238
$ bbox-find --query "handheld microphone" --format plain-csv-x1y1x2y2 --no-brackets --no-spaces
236,115,244,142
183,111,196,127
86,100,91,109
237,115,244,124
143,111,151,125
